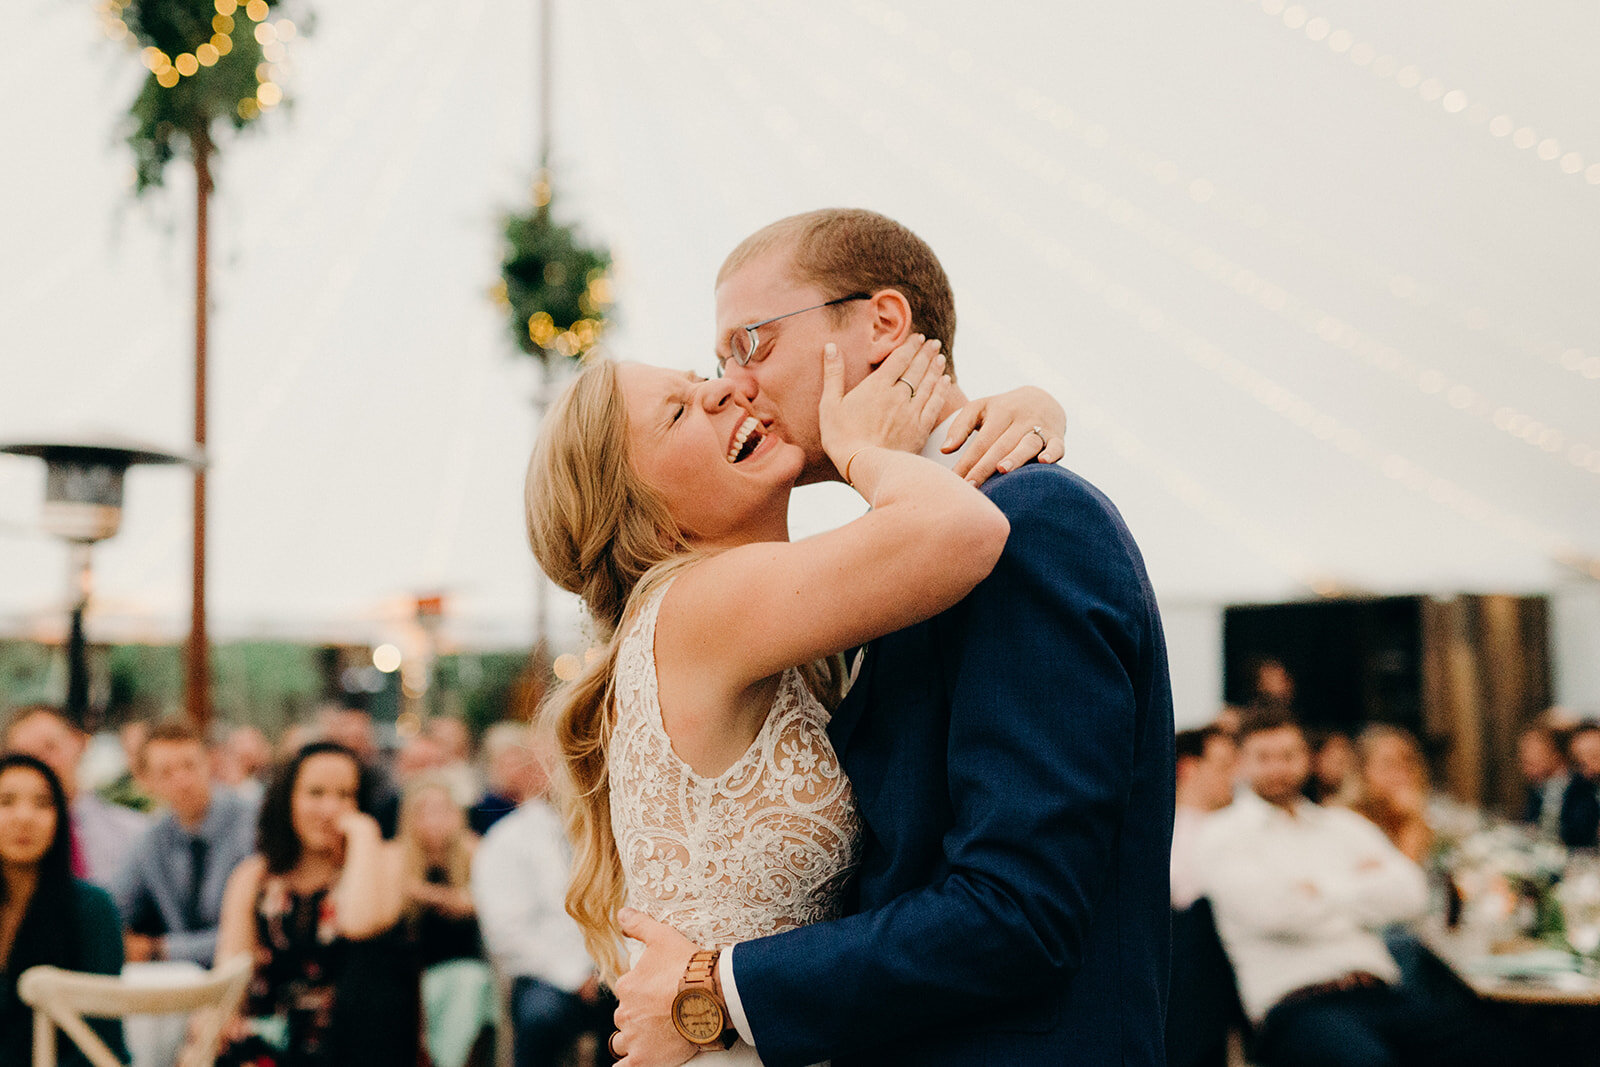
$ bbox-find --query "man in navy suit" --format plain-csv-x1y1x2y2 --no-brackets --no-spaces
614,208,1175,1066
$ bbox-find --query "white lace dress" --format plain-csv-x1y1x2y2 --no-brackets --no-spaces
610,579,862,1066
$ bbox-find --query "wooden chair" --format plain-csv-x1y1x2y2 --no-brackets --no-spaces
17,954,253,1067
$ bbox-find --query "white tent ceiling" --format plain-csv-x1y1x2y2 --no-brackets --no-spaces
3,0,1597,716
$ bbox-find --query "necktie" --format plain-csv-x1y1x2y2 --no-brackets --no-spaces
183,837,209,931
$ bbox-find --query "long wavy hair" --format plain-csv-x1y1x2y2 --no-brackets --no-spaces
525,357,841,980
0,753,80,974
396,776,473,930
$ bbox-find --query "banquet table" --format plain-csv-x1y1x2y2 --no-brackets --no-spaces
1418,922,1600,1006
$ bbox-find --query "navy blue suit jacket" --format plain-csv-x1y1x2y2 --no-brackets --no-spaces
733,463,1175,1066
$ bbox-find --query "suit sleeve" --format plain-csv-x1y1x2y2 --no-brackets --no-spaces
731,467,1155,1067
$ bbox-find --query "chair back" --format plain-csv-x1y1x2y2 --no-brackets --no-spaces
18,954,253,1067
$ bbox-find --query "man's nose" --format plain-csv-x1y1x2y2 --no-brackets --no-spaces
717,363,761,404
698,377,738,411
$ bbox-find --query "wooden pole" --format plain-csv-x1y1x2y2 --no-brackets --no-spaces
186,126,213,731
539,0,552,174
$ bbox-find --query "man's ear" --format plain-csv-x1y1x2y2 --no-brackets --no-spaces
864,289,914,368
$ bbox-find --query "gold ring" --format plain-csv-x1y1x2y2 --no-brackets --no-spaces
608,1031,623,1059
895,377,916,398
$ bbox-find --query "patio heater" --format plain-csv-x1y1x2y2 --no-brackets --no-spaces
0,438,202,729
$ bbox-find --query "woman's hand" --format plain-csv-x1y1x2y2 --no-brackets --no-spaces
336,810,381,846
940,385,1066,484
818,334,950,470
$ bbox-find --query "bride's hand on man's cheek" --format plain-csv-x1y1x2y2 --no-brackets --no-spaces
819,335,949,457
943,384,1066,484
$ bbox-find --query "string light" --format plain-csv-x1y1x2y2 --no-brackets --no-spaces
196,43,220,67
1247,0,1595,191
839,0,1600,404
826,5,1600,479
819,0,1600,396
245,0,269,22
663,0,1593,577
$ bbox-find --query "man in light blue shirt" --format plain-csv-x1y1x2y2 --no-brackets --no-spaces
113,720,258,966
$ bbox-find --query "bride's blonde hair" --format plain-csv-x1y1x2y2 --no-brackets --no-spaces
525,358,843,981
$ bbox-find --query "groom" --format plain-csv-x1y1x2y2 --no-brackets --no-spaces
614,209,1175,1066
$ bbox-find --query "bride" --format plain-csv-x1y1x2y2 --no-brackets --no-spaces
524,336,1042,1063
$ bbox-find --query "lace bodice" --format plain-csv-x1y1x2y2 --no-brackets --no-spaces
609,580,862,950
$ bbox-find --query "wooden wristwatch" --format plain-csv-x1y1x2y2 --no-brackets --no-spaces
670,949,736,1051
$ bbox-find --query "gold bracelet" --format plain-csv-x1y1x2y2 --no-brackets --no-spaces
842,447,868,488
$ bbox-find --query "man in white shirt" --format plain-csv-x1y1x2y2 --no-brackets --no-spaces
1195,706,1519,1067
469,731,602,1067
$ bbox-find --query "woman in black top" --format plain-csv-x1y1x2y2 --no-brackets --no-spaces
0,753,126,1067
215,742,417,1067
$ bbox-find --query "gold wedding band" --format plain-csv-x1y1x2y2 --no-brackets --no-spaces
895,377,916,398
608,1031,623,1059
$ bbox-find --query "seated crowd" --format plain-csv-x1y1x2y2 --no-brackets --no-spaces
0,702,607,1067
1168,700,1592,1067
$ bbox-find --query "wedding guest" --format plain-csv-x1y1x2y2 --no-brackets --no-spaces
1559,720,1600,849
1343,725,1433,865
1212,705,1245,741
398,779,494,1067
467,723,538,836
218,725,274,807
1167,726,1242,1067
395,733,448,785
98,719,155,813
1246,656,1296,706
1170,726,1237,910
322,706,400,837
1194,707,1518,1067
470,738,602,1067
1305,728,1356,805
113,720,256,967
1518,724,1568,837
0,753,127,1067
214,741,416,1067
425,718,482,809
3,705,148,888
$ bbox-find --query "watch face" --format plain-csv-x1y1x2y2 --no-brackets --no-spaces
673,990,726,1043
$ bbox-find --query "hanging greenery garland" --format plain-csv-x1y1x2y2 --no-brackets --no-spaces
498,177,614,363
102,0,306,192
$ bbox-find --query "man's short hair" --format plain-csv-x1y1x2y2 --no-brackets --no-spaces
718,209,959,376
1237,702,1303,744
1175,726,1222,763
137,718,206,769
2,704,79,744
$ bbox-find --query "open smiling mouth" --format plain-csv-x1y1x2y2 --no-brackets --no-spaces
727,415,766,463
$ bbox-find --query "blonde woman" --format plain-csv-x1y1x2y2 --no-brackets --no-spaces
1345,725,1434,864
526,334,1019,1063
397,778,494,1067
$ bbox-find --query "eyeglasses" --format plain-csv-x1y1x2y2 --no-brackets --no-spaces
718,292,872,371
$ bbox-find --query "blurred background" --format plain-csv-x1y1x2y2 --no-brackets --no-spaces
2,0,1596,780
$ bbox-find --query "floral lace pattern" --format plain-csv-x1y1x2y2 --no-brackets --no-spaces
610,580,862,950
